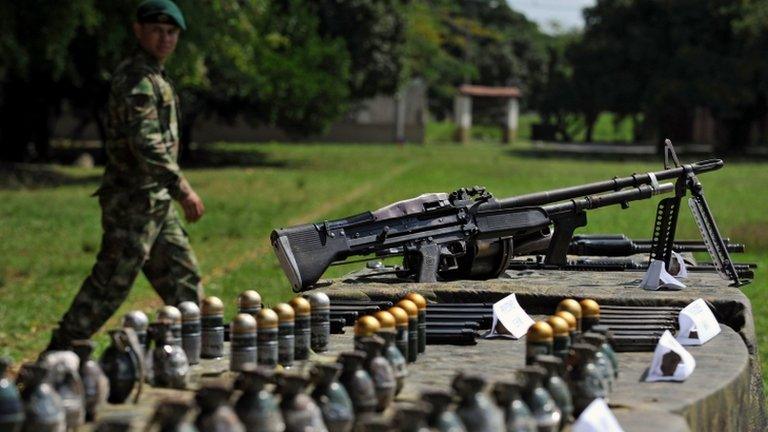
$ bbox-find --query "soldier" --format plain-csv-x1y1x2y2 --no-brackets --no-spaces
46,0,205,351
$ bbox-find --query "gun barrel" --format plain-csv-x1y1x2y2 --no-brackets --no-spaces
541,182,674,216
494,159,722,208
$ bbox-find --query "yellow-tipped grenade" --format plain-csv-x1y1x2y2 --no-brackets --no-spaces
289,297,311,360
230,313,257,372
257,308,279,368
373,311,396,335
404,293,427,354
556,299,582,333
122,310,149,350
546,315,571,361
305,292,330,353
178,301,201,365
388,307,410,361
579,299,600,332
274,303,295,367
526,321,554,365
396,299,419,363
200,296,225,359
373,311,407,395
157,305,182,347
237,290,262,317
354,315,381,351
554,310,578,340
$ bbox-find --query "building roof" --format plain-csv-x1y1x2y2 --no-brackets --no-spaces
458,84,521,98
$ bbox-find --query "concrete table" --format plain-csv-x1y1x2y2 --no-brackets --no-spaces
93,270,766,432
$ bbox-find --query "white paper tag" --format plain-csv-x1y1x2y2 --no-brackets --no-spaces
645,330,696,382
572,398,625,432
639,260,686,291
668,251,689,278
485,293,534,339
676,298,720,345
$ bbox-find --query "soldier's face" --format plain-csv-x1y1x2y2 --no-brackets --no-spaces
133,22,180,62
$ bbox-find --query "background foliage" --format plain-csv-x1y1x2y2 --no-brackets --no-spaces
4,0,768,160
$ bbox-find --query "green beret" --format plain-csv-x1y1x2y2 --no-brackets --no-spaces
136,0,186,30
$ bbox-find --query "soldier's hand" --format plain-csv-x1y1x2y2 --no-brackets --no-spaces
180,190,205,223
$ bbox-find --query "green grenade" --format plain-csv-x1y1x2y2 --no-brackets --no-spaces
525,321,553,365
0,357,24,432
534,355,574,427
518,366,560,432
491,381,536,432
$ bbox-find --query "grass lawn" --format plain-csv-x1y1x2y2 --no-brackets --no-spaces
1,141,766,389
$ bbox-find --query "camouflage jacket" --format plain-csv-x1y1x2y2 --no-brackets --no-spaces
100,49,191,200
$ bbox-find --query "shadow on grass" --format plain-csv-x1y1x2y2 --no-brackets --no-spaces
507,146,768,164
183,147,290,169
0,163,101,190
508,148,663,163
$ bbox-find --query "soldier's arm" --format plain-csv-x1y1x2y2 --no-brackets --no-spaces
125,77,192,200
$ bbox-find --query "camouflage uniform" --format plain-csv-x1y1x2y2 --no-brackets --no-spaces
50,49,203,348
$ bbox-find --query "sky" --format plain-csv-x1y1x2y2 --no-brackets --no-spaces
507,0,597,33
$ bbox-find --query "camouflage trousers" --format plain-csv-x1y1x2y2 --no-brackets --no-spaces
53,190,202,346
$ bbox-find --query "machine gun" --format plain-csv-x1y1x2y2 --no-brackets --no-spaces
271,145,727,292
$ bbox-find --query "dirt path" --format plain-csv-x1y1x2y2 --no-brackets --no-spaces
202,162,415,284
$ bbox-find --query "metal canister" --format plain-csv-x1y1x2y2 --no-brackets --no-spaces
257,308,279,368
354,316,381,351
178,301,201,365
201,296,225,359
373,311,407,395
556,299,582,334
230,313,258,372
525,321,553,365
290,297,312,361
121,311,148,351
554,310,577,341
238,290,262,318
274,303,296,367
157,305,182,347
545,315,571,360
404,293,427,354
579,299,600,332
306,292,330,353
388,307,409,361
396,300,419,363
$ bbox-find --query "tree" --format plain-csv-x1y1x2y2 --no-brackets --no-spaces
0,0,391,162
567,0,768,151
312,0,407,99
402,0,548,121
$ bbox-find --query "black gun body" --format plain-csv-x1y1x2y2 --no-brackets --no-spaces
271,156,722,291
273,204,551,291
